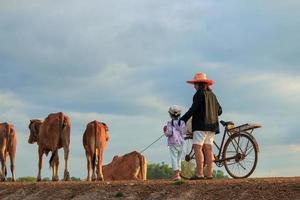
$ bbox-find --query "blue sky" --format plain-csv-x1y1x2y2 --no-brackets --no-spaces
0,0,299,179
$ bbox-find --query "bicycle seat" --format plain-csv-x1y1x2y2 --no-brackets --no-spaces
220,120,235,127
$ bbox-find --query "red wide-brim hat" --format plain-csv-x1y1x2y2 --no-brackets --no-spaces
186,72,214,85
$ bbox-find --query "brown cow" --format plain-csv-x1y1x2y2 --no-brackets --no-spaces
28,112,71,181
83,120,109,181
0,123,17,181
103,151,147,181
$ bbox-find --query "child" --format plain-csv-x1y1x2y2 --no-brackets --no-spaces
163,105,187,181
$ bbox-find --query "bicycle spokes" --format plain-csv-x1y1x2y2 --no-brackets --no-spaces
223,133,258,178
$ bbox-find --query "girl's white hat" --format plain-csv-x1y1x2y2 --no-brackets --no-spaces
168,105,181,116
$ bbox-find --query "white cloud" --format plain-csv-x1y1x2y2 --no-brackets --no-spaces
287,144,300,153
0,91,32,126
136,96,169,115
86,63,142,91
196,62,229,70
0,91,25,109
236,72,300,104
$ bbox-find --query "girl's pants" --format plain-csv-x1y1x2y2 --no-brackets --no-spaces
169,145,183,171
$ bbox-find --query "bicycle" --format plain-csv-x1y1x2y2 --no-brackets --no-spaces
184,120,262,178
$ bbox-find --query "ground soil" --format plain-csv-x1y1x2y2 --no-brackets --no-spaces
0,177,299,200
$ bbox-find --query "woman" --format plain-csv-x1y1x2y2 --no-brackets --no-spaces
180,72,222,180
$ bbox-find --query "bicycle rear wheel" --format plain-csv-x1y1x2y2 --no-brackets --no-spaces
222,133,258,178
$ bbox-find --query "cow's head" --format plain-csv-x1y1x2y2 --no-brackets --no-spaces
28,119,42,144
101,122,110,141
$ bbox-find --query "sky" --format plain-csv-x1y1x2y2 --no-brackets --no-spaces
0,0,299,179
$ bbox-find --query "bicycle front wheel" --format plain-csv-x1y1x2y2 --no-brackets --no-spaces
222,133,258,178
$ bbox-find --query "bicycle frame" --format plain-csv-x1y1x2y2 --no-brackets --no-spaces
213,128,231,165
185,128,228,165
216,128,260,165
185,123,260,166
184,121,262,178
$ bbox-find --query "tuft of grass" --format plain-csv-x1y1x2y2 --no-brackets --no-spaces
115,192,124,198
17,176,37,182
173,180,185,185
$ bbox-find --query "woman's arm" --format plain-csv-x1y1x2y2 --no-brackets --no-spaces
180,121,188,137
180,92,202,122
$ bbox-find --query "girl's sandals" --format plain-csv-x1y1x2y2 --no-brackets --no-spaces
172,175,181,181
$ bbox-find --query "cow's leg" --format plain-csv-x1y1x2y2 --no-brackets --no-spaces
37,147,43,182
51,161,55,181
9,152,15,182
0,149,6,181
92,150,97,181
63,146,70,181
50,151,55,181
97,149,104,181
86,153,92,181
135,167,141,180
52,153,59,181
55,153,60,181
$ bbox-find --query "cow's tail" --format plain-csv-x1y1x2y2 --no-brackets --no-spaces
92,121,100,171
59,112,68,147
49,149,58,168
49,112,65,168
4,165,7,177
139,153,147,180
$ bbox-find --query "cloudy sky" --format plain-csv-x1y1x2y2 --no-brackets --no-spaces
0,0,299,179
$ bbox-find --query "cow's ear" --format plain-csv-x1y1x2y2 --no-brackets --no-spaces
113,155,119,161
9,127,14,135
102,123,109,131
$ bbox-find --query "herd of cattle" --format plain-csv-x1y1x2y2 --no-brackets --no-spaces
0,112,147,182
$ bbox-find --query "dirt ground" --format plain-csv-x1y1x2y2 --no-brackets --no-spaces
0,177,299,200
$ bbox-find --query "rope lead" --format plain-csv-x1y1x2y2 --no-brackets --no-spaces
140,134,165,154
